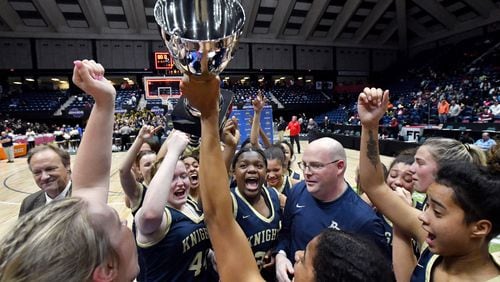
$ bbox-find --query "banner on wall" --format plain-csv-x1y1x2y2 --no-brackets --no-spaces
326,81,334,90
315,81,322,90
68,108,84,118
231,105,273,148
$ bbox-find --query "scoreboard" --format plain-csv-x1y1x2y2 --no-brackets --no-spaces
154,52,174,70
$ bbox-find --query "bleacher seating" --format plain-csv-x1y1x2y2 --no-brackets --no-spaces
0,91,68,116
270,85,329,105
115,90,140,111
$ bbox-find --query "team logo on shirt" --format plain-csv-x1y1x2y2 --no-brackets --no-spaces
328,220,340,230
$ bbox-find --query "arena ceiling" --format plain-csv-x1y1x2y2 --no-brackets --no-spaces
0,0,499,51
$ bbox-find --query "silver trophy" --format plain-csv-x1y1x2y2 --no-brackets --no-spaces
154,0,245,137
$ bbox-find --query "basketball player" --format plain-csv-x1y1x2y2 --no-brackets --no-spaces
179,50,393,282
134,130,213,281
230,147,282,278
358,87,500,282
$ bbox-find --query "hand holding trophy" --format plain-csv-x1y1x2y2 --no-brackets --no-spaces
154,0,245,138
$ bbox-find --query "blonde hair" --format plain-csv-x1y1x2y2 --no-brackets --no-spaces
487,145,500,173
422,137,487,167
0,198,117,282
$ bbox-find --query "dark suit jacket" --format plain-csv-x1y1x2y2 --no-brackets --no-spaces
19,186,72,217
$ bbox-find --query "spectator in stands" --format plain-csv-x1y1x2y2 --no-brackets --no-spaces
437,98,450,124
0,130,14,163
323,116,330,132
489,100,500,118
286,115,301,154
396,104,405,119
474,132,497,152
459,131,474,144
448,100,462,123
478,107,494,122
19,144,72,217
389,117,399,139
348,113,360,125
277,116,287,142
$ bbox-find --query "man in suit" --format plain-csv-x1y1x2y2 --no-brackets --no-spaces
19,144,72,217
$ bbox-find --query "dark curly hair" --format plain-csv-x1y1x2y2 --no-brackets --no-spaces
313,229,395,282
231,147,267,171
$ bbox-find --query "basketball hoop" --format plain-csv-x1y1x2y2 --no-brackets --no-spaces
158,87,172,106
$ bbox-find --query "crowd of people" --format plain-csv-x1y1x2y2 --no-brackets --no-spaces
0,108,171,162
0,57,499,282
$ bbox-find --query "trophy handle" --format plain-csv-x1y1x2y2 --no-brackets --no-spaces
154,0,166,28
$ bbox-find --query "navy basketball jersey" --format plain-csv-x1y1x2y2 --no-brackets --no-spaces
410,245,438,282
275,175,293,197
377,211,393,247
130,183,147,282
276,181,389,263
131,183,147,223
187,194,202,213
377,212,421,262
288,169,301,181
137,206,212,282
410,245,500,282
231,187,282,269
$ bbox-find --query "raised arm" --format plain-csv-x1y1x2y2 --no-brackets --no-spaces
250,93,265,149
358,87,426,244
180,50,262,282
222,116,240,175
259,126,272,149
71,60,115,203
135,130,188,236
119,125,154,204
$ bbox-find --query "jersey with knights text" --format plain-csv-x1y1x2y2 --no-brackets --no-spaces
136,203,213,282
230,186,282,269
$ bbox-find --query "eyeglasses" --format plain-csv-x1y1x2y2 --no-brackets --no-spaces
298,160,340,172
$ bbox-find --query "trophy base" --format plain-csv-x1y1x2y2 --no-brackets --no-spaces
171,89,234,138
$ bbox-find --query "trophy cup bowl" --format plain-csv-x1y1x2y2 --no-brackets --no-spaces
154,0,245,138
